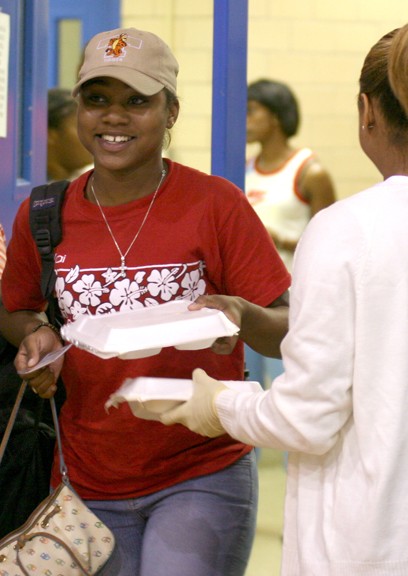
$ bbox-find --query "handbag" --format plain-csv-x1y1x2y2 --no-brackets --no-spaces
0,403,56,538
0,334,66,538
0,348,56,537
0,380,120,575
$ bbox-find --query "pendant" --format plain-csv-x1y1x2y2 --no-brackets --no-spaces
120,256,126,278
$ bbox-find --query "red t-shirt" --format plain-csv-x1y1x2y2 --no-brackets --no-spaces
3,160,290,499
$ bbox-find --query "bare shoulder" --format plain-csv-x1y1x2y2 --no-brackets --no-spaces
300,158,336,213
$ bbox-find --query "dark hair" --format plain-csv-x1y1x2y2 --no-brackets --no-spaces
359,28,408,145
48,88,78,130
247,79,300,137
389,24,408,119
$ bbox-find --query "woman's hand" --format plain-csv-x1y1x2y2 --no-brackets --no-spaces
14,326,64,398
189,295,243,355
190,292,289,358
160,368,228,437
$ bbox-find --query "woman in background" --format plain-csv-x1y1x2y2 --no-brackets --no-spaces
246,79,336,271
244,78,336,386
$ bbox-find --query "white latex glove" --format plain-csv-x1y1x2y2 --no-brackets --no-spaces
160,368,228,437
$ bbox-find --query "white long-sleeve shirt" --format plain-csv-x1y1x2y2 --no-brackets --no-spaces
217,175,408,575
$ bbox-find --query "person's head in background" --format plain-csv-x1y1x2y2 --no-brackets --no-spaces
358,26,408,179
47,88,93,182
246,79,300,147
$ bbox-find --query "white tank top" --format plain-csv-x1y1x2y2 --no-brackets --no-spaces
245,148,314,271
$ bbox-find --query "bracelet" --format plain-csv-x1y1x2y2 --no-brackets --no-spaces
32,322,64,345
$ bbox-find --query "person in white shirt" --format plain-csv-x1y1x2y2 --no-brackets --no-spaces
161,24,408,576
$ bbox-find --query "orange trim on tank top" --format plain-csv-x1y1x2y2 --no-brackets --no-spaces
253,149,299,176
253,150,314,205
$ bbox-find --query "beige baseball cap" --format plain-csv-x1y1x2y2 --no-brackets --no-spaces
72,27,178,97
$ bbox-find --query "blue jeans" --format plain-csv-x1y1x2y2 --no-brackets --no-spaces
85,451,258,576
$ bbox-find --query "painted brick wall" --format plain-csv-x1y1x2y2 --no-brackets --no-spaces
122,0,405,199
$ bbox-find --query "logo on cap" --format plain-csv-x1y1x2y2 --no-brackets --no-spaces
105,33,128,59
96,32,145,63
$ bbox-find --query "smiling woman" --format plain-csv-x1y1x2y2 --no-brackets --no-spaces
0,26,291,576
76,77,178,202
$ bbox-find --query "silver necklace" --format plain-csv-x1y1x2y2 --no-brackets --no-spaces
90,168,166,278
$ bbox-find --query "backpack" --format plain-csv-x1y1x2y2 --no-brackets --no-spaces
30,179,70,303
0,179,70,537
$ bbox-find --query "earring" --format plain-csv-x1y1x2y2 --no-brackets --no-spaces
361,125,365,130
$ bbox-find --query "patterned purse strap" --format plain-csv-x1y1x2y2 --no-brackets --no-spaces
0,381,68,480
49,391,69,479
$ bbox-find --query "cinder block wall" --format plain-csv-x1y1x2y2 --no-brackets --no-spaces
122,0,405,199
121,0,213,172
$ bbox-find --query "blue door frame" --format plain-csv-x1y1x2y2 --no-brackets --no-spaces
48,0,120,88
0,0,48,240
0,0,120,240
212,0,248,191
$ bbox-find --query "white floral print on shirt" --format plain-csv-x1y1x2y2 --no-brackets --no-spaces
55,260,207,322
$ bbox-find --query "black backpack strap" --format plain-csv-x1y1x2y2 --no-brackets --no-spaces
29,180,70,300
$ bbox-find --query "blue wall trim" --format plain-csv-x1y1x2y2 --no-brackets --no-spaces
211,0,248,190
